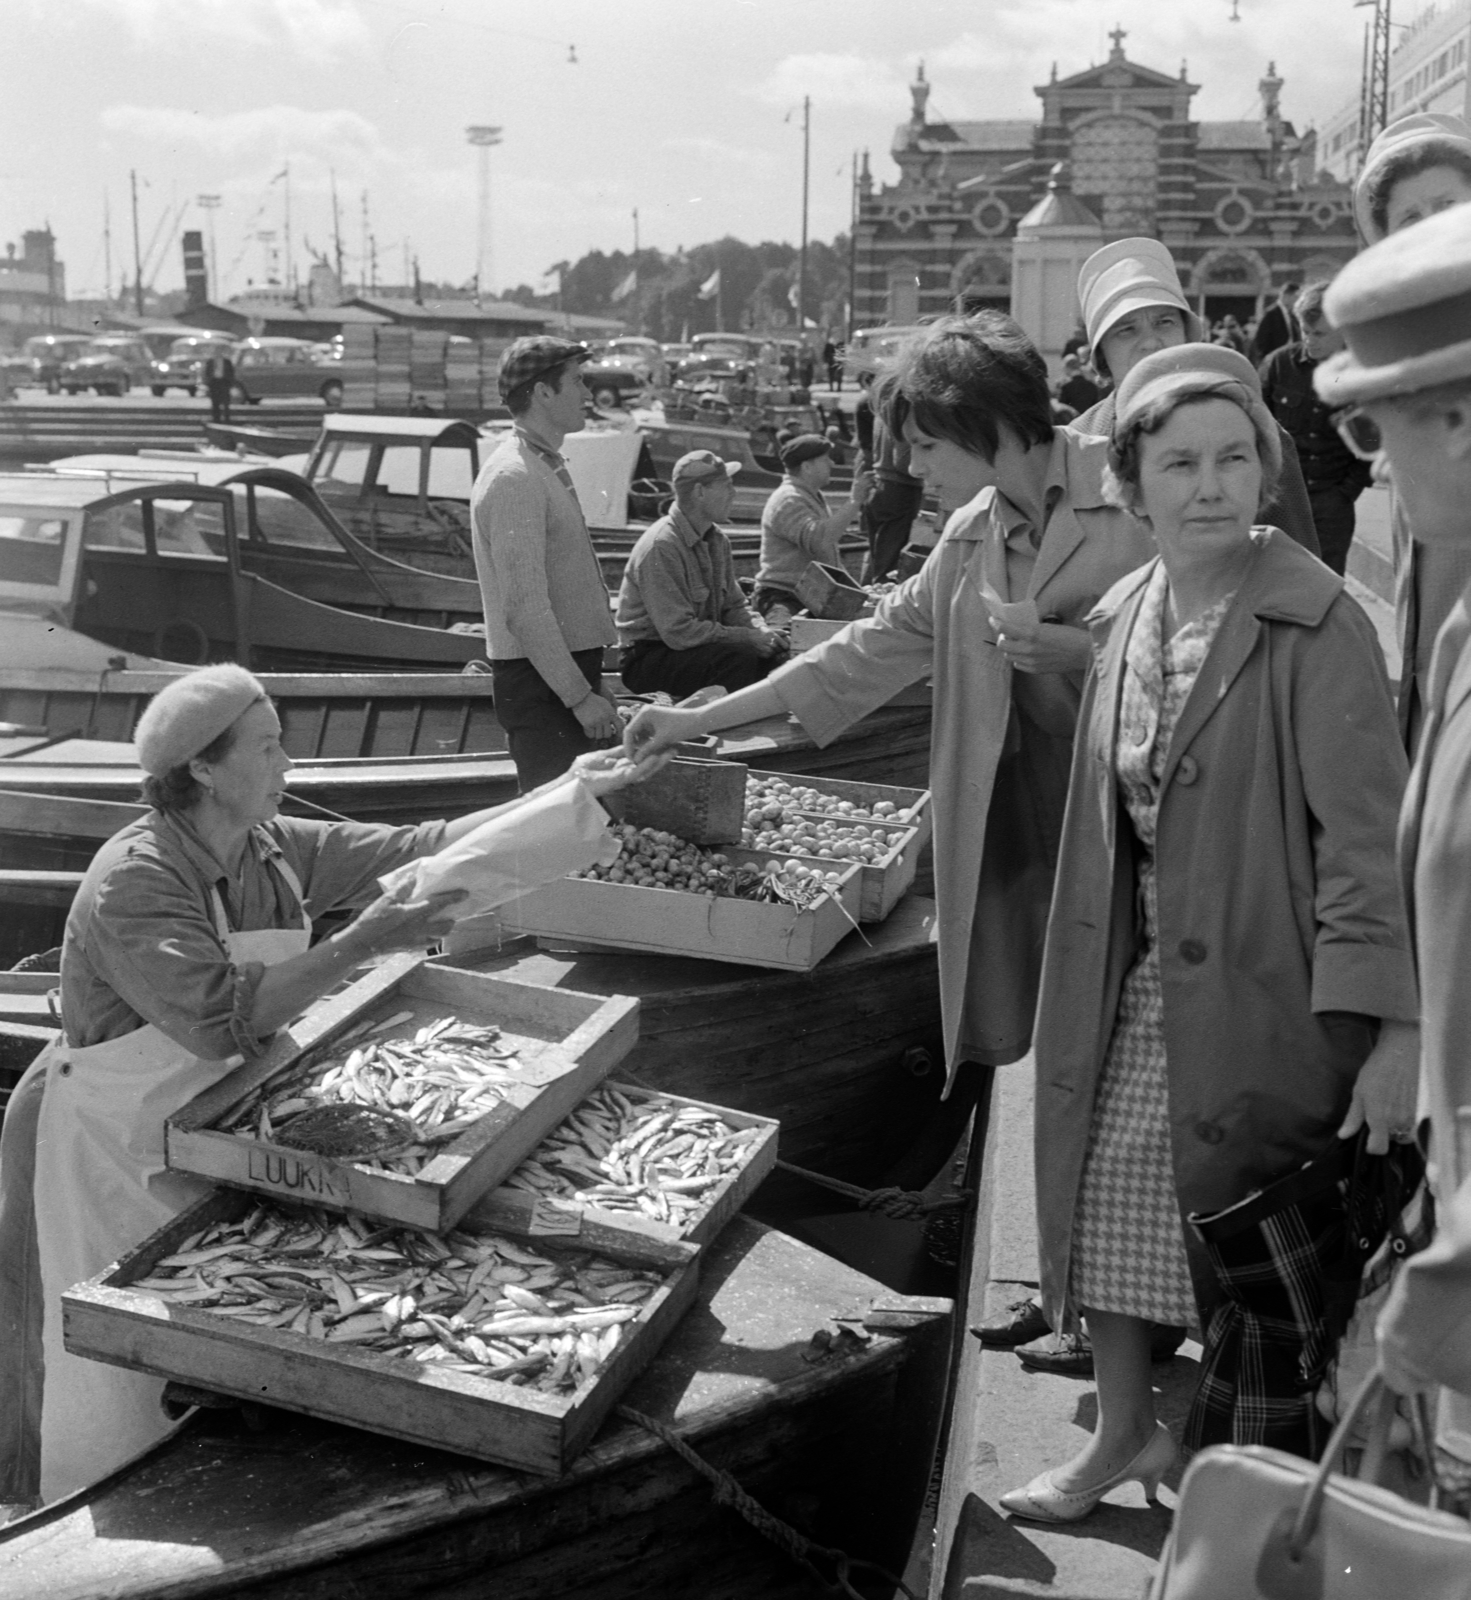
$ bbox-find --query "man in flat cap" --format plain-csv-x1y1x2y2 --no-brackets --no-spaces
616,450,786,696
753,433,869,625
1316,201,1471,1462
471,336,619,791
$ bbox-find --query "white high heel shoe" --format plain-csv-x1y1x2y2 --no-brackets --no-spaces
998,1422,1176,1523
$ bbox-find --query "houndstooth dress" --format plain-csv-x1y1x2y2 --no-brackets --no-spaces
1070,564,1237,1329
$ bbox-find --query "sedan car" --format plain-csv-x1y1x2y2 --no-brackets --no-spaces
19,334,93,393
150,335,235,397
232,337,359,405
60,337,154,396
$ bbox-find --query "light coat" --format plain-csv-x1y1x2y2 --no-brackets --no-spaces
1032,531,1418,1324
769,428,1156,1083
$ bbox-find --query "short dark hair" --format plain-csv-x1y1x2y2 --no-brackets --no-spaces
1295,280,1331,323
504,358,578,417
140,721,240,812
876,312,1053,462
1367,142,1471,236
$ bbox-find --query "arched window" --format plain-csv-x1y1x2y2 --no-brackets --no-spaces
1070,117,1159,233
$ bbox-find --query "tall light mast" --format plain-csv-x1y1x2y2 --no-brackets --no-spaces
466,125,503,299
1355,0,1393,162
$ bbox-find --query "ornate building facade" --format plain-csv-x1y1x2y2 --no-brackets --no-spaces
854,31,1359,332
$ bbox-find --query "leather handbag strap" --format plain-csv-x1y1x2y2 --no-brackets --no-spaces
1286,1370,1393,1558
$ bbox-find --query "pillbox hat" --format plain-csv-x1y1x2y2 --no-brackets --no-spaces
1111,344,1281,479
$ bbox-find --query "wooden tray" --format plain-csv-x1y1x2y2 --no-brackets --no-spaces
166,955,639,1234
462,1080,779,1249
749,770,933,837
498,849,863,972
761,823,924,924
61,1188,697,1479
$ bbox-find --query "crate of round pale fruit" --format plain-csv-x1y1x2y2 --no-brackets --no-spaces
463,1080,779,1251
497,822,863,972
61,1187,696,1478
742,772,933,923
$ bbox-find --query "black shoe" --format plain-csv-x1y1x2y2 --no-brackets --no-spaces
970,1297,1050,1349
1014,1323,1188,1377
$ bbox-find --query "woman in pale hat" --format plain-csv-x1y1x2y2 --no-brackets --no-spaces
1318,198,1471,1473
1071,238,1320,556
1353,112,1471,748
0,664,646,1507
1001,344,1417,1521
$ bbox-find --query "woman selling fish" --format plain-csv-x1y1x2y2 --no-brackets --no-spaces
0,663,649,1506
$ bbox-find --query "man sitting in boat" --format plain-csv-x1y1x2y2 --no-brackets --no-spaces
616,450,788,697
752,434,870,625
0,663,649,1509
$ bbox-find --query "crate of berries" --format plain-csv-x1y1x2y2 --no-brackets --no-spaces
741,772,933,922
497,822,862,971
62,1188,696,1478
166,954,639,1234
463,1080,779,1251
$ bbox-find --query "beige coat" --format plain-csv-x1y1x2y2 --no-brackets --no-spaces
768,428,1155,1086
1032,532,1418,1323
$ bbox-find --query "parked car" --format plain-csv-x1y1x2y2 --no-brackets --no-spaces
60,337,155,396
581,357,650,410
19,334,93,393
602,337,669,385
231,337,352,405
150,334,235,397
842,324,924,378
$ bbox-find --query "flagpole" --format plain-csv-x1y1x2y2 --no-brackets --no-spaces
632,208,640,332
797,95,810,335
716,251,724,334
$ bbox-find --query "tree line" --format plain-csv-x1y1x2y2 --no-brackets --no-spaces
499,234,853,342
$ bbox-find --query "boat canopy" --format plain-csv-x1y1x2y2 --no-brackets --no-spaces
317,414,482,446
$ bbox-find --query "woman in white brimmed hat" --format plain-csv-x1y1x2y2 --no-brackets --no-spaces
0,664,647,1508
1071,238,1321,557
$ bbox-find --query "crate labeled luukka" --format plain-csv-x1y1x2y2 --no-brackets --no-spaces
463,1080,779,1250
61,1187,696,1478
166,953,638,1233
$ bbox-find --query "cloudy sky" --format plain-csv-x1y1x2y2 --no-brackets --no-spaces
6,0,1378,302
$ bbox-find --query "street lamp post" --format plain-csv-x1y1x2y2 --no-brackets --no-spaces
466,126,503,300
197,194,221,302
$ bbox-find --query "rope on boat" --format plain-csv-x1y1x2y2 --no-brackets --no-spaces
774,1159,972,1221
615,1404,922,1600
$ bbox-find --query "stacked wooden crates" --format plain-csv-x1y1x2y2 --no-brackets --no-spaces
340,324,377,409
445,339,480,411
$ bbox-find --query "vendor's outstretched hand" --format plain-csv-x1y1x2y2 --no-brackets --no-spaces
571,746,671,793
347,887,468,955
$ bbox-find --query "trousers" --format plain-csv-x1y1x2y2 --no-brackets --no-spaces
861,478,924,584
620,638,772,698
492,647,608,793
1307,484,1358,578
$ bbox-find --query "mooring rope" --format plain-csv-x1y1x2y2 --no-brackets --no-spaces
616,1404,921,1600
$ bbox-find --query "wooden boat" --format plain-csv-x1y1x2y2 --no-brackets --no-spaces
0,1216,952,1600
0,473,487,673
201,420,317,457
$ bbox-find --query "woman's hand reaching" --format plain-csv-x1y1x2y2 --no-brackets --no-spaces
570,745,672,794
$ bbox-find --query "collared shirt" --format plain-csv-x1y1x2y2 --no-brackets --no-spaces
756,477,844,595
60,810,445,1060
515,422,582,509
471,429,617,709
615,506,761,649
1259,342,1371,493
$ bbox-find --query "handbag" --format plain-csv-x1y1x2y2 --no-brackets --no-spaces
1150,1370,1471,1599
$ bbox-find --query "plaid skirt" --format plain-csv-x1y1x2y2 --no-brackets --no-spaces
1070,934,1198,1329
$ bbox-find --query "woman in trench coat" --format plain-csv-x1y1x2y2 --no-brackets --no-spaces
1002,345,1420,1523
621,312,1155,1087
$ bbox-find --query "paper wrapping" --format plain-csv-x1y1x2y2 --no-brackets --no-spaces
378,774,621,919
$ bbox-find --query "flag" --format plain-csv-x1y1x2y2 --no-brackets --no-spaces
271,167,289,184
612,268,637,301
698,268,720,300
787,281,800,309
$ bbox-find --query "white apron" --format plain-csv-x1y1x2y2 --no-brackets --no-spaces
33,856,310,1502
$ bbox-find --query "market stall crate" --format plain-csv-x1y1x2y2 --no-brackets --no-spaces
795,561,867,621
498,848,863,972
602,756,748,845
61,1187,697,1478
461,1079,780,1250
745,771,933,923
166,953,639,1234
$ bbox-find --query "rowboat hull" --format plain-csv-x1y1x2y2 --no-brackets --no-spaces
0,1218,952,1600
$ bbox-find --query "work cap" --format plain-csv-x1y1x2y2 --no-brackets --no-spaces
496,336,591,400
1354,112,1471,243
134,663,267,778
1316,200,1471,406
671,448,740,485
1078,238,1201,365
780,433,831,470
1112,344,1281,478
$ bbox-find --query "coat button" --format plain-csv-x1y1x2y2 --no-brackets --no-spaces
1179,939,1207,964
1131,723,1150,746
1195,1121,1224,1145
1175,756,1199,786
58,1061,71,1076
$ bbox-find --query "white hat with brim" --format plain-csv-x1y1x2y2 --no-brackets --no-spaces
1078,238,1202,368
134,663,267,778
1316,199,1471,406
1353,112,1471,244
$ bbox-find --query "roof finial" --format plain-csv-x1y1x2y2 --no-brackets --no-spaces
909,60,931,128
1108,24,1127,59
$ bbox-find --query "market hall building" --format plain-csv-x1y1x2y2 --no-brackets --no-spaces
853,30,1360,336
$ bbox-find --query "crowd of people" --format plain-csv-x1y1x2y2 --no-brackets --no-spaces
7,105,1471,1553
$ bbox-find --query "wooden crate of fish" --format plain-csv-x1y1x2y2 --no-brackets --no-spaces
462,1080,779,1250
166,954,639,1234
744,771,933,922
61,1188,697,1478
498,829,863,972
